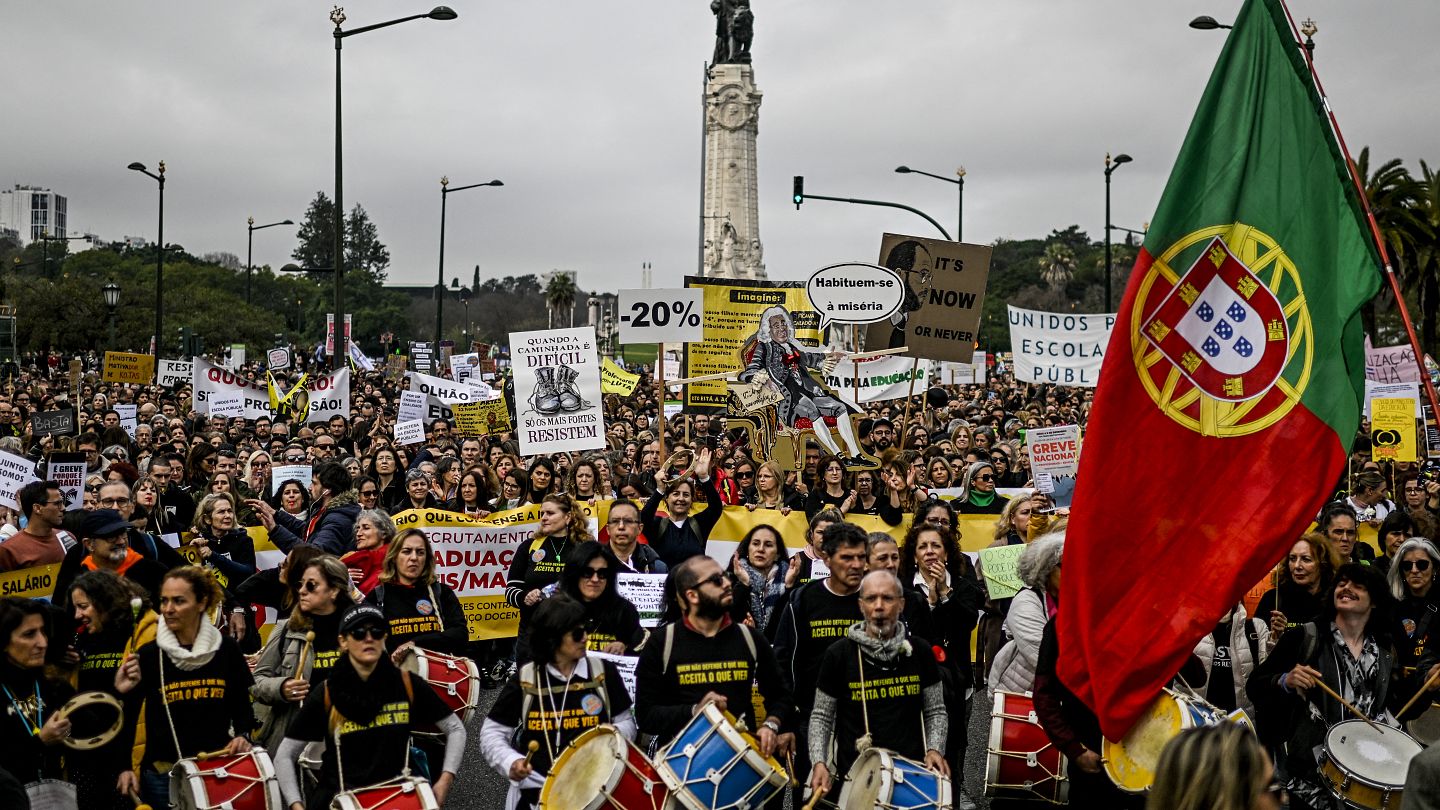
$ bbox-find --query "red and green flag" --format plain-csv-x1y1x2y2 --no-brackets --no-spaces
1058,0,1381,737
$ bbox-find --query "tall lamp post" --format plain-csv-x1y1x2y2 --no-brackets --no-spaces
894,165,966,241
332,4,458,369
436,175,502,343
102,282,120,350
1104,152,1133,312
457,283,472,349
246,217,294,304
127,161,165,357
793,176,951,239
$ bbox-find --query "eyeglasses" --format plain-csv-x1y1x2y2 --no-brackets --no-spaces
975,475,994,482
609,517,640,526
1402,559,1432,573
568,627,589,643
98,497,129,508
346,625,388,641
581,567,610,580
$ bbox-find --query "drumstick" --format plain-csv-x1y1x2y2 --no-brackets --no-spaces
786,750,797,787
129,791,153,810
1397,667,1440,720
801,789,829,810
523,740,539,766
292,631,316,681
1311,676,1380,731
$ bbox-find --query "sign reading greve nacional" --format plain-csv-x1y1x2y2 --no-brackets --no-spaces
1026,424,1081,508
191,357,273,419
509,326,605,455
1008,305,1115,387
862,234,993,363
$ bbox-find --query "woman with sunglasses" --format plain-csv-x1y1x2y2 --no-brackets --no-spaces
352,474,382,514
556,542,644,655
244,451,273,502
1389,537,1440,680
252,555,356,752
956,461,1006,515
275,604,464,810
366,528,468,661
480,594,634,810
343,510,396,595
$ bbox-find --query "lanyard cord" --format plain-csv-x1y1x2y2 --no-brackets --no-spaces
540,664,575,765
2,680,43,736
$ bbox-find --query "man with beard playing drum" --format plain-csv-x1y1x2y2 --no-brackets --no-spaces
806,569,948,807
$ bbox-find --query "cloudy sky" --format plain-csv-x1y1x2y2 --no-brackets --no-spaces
5,1,1436,295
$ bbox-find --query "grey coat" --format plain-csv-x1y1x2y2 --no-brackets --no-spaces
250,619,318,751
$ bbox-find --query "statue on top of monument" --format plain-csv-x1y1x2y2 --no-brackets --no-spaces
711,0,754,64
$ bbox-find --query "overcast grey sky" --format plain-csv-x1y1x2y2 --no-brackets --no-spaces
5,1,1436,296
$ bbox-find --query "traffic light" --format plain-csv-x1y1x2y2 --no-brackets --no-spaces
793,176,804,209
178,327,192,356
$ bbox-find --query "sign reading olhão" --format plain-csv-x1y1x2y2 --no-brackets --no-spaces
102,351,156,385
863,233,993,363
509,327,605,455
1007,305,1115,387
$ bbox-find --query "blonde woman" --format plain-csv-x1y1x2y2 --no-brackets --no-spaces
1147,724,1282,810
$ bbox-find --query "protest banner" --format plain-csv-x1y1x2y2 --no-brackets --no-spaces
600,358,640,396
683,277,821,408
978,545,1027,600
157,359,193,388
102,351,155,385
616,573,666,628
450,352,481,383
191,357,273,419
29,408,74,438
1026,425,1081,507
862,234,993,363
935,358,987,385
1365,336,1424,383
1008,305,1115,387
0,449,38,510
303,367,350,424
805,262,906,329
823,354,927,408
394,420,426,446
592,652,639,700
509,326,606,456
452,396,511,436
47,452,86,509
1365,381,1424,419
407,370,500,423
703,502,999,566
1371,398,1418,462
270,464,311,496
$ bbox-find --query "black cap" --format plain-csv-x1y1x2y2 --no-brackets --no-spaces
338,604,388,636
82,509,130,539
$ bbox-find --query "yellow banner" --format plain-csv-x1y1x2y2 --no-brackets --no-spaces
683,277,821,408
1372,398,1418,462
0,563,62,599
102,352,156,385
600,358,640,396
452,396,512,436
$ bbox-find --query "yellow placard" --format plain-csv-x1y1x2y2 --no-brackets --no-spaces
452,397,512,436
0,563,62,599
102,352,157,385
1372,398,1418,462
683,277,821,408
601,358,640,396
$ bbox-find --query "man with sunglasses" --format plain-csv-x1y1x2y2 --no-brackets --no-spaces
0,480,75,571
635,555,793,765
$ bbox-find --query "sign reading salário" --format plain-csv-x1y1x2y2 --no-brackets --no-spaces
509,327,605,455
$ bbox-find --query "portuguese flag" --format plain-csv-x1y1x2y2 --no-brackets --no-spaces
1057,0,1381,737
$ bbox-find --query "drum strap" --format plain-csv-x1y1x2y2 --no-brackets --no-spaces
660,622,757,674
325,672,417,794
429,583,443,633
157,652,185,763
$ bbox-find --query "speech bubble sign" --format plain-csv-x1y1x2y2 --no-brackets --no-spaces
806,262,905,328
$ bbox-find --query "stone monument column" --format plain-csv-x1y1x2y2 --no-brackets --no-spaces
701,0,765,281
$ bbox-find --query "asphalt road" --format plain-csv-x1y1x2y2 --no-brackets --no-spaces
446,682,1009,810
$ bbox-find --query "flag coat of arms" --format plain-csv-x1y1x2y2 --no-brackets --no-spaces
1057,0,1381,737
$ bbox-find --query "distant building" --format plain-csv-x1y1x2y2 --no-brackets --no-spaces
0,185,68,245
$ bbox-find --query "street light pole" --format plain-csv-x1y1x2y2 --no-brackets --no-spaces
436,176,503,344
127,161,165,357
102,282,120,350
331,4,458,370
1104,152,1133,312
794,176,950,239
894,165,966,241
246,217,295,305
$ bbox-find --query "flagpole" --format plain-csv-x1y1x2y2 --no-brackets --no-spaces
1275,0,1440,420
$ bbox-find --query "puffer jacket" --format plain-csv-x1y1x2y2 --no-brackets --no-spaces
989,587,1048,696
250,619,318,751
269,489,360,556
1190,603,1270,715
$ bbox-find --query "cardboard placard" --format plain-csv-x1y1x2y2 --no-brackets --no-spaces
452,396,512,436
978,544,1027,600
863,234,993,363
102,352,156,385
394,420,426,446
509,327,606,455
1026,425,1081,508
47,452,87,510
270,464,312,496
397,391,427,424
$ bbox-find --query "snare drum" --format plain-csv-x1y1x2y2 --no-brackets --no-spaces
400,648,480,729
1405,703,1440,745
1319,720,1422,810
985,690,1068,804
171,748,282,810
656,703,788,810
540,724,669,810
330,777,438,810
1102,689,1225,793
839,747,951,810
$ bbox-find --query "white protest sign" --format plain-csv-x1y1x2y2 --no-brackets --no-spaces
191,357,273,419
510,326,606,455
266,347,291,371
114,404,138,439
398,391,427,424
592,651,638,701
806,262,905,328
47,453,87,511
1008,306,1115,387
1026,424,1081,508
1366,381,1424,419
935,359,987,385
394,420,426,446
157,359,193,388
450,353,481,383
0,450,38,510
618,289,704,343
1365,336,1423,383
271,465,312,496
304,367,350,424
408,371,499,424
616,573,666,628
211,391,245,418
824,354,926,408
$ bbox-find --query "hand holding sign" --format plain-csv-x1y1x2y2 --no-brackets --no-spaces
394,419,426,446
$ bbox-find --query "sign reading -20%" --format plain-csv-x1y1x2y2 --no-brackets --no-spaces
617,289,704,343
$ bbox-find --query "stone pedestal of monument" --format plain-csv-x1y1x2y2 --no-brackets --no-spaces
702,62,766,280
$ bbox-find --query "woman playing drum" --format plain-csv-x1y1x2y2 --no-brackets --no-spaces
480,594,635,810
274,604,464,810
114,565,256,808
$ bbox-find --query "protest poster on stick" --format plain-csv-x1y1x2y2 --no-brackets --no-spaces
102,351,156,385
509,327,605,455
683,277,820,408
978,545,1027,600
823,354,927,408
1027,424,1082,507
407,370,499,423
862,234,993,363
452,397,512,436
47,452,86,510
394,420,426,446
29,409,74,439
0,450,38,510
1371,398,1418,463
1008,306,1115,387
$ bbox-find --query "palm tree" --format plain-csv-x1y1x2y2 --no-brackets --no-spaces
544,271,578,329
1355,147,1426,338
1412,161,1440,356
1039,243,1076,291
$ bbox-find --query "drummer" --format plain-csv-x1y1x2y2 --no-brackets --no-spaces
113,566,256,808
1247,563,1434,809
479,594,635,810
807,569,947,803
275,604,464,810
0,597,76,798
63,571,158,809
364,528,468,660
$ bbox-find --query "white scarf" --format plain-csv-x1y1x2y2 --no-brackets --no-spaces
156,617,222,671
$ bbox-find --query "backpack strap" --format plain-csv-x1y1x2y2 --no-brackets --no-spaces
661,623,677,675
401,669,415,704
517,662,539,738
737,622,758,662
372,584,386,610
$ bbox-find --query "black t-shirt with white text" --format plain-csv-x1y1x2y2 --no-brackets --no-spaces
1206,623,1236,712
131,637,255,768
772,580,862,711
485,657,633,776
815,636,940,778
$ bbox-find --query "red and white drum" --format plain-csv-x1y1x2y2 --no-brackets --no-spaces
170,748,283,810
540,724,670,810
401,648,480,730
985,690,1069,804
331,777,439,810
